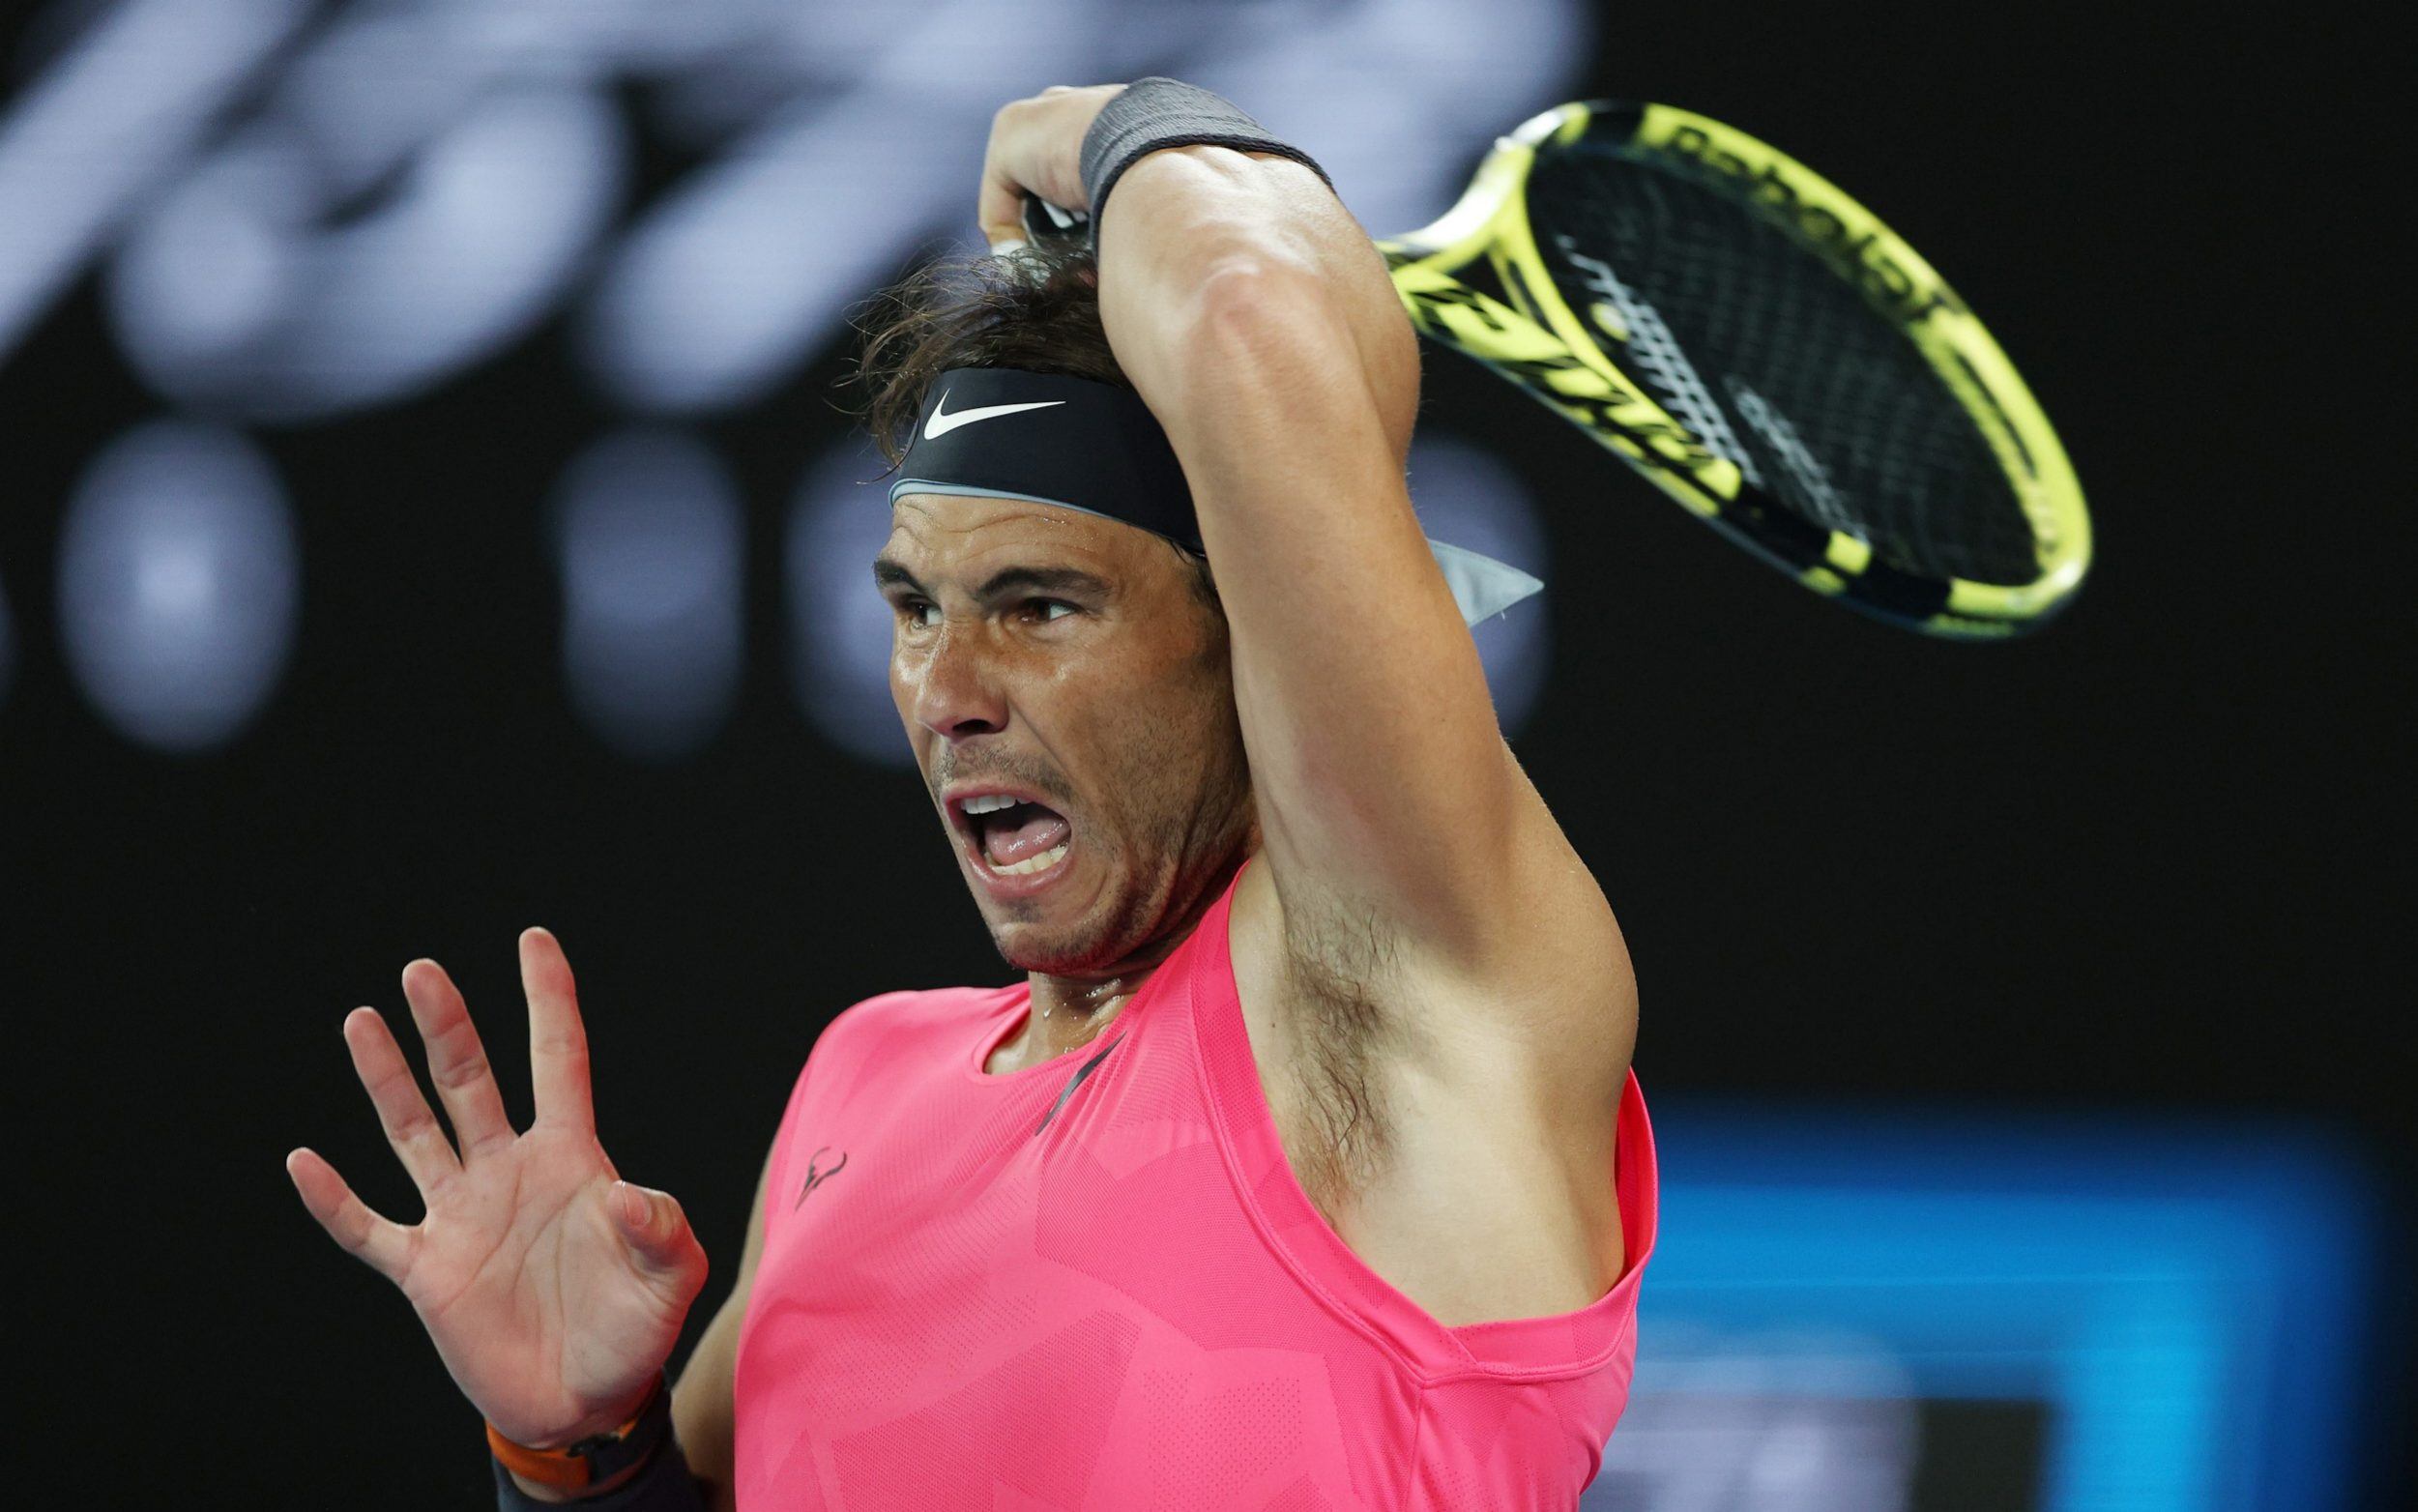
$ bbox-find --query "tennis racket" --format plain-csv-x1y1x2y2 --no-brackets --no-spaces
1022,100,2090,638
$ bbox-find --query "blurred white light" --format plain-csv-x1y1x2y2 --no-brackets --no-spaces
584,0,1588,414
56,419,299,751
108,61,626,422
1406,433,1552,735
552,428,744,761
0,0,314,364
115,139,300,358
583,0,1087,414
12,0,1588,418
1197,0,1592,240
786,439,909,767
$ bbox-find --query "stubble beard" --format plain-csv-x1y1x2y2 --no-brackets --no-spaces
984,818,1189,977
971,620,1252,978
986,767,1252,979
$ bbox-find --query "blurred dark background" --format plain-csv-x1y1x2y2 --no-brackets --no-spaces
1,2,2403,1508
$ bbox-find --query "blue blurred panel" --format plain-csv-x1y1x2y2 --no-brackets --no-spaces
1587,1104,2380,1512
55,419,300,751
551,428,745,761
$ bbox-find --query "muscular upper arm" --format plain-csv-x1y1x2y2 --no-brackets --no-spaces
1098,153,1504,940
668,1138,775,1511
1099,147,1634,1057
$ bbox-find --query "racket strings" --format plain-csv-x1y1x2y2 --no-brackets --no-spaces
1527,148,2041,586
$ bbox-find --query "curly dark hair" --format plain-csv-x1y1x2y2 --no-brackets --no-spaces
850,241,1123,470
846,241,1217,607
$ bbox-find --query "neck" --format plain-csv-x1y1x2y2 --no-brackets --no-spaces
1014,850,1249,1063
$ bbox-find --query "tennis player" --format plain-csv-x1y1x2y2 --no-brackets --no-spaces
287,78,1654,1511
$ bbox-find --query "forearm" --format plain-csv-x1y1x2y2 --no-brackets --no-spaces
1095,142,1451,679
1094,145,1418,465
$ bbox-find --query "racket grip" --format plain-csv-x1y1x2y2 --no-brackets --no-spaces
1018,191,1090,247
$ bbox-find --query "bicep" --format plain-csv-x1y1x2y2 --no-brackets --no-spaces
670,1138,776,1509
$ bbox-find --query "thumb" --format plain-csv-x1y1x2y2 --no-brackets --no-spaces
609,1180,697,1272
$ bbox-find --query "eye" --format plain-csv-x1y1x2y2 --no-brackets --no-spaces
895,597,940,628
1025,598,1077,624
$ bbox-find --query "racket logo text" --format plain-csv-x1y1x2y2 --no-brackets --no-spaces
1658,125,1955,328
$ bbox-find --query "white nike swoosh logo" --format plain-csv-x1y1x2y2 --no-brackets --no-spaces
923,392,1066,440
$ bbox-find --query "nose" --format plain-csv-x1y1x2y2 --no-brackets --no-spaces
909,623,1009,741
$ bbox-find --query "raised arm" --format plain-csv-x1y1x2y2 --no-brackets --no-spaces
1089,115,1632,1071
1093,149,1515,945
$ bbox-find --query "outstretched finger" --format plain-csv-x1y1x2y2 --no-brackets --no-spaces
400,959,515,1160
343,1005,462,1197
286,1147,415,1281
519,928,595,1134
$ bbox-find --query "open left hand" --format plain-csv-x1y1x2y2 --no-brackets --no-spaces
976,84,1126,251
285,928,709,1451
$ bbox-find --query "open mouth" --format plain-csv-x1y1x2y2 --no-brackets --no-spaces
951,791,1074,884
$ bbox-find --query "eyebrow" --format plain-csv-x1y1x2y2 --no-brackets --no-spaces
872,558,1111,603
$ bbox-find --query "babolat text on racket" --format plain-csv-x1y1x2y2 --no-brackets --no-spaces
1021,100,2090,637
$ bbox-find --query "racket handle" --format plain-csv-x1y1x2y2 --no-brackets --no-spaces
1019,191,1089,247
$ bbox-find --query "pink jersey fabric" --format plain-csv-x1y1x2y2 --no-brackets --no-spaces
731,864,1657,1510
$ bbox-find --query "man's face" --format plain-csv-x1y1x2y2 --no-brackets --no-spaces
877,493,1253,975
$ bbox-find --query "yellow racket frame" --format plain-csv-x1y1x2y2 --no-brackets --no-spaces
1379,102,2091,638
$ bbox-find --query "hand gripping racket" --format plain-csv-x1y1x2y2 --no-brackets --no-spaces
1023,100,2091,638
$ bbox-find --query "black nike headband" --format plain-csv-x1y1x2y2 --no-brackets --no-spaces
890,367,1202,550
888,364,1543,625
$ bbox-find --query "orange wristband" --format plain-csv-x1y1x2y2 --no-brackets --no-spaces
486,1373,668,1495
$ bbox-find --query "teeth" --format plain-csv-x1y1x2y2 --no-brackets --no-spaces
993,841,1069,876
961,793,1021,815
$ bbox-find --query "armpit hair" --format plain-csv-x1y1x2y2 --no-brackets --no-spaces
1278,894,1418,1213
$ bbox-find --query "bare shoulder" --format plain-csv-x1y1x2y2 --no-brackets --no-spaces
1228,845,1637,1326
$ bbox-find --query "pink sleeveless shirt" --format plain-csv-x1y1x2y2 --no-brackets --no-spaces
731,867,1657,1510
